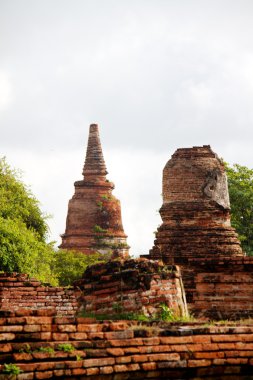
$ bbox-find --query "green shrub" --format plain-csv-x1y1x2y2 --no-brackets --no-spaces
57,343,75,352
3,363,23,375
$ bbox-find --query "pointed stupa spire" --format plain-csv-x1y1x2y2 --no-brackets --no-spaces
60,123,129,258
82,124,108,180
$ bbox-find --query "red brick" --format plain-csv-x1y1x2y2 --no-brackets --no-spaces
143,337,160,345
35,371,53,379
53,370,65,377
114,365,128,372
83,357,115,368
116,356,132,364
71,368,86,375
127,363,140,371
109,322,129,331
202,343,219,351
57,324,76,333
217,343,236,350
160,336,193,344
76,317,96,324
109,338,143,347
26,317,52,325
104,330,134,340
107,348,124,356
54,317,75,324
132,354,148,363
52,333,69,341
69,332,87,340
186,344,203,352
41,325,52,332
148,353,180,362
194,352,224,359
0,325,23,332
13,353,33,361
124,347,140,354
188,359,212,367
40,333,51,341
7,317,26,325
170,344,189,352
100,366,114,374
192,335,211,344
19,364,38,372
86,368,99,376
24,325,41,333
77,324,102,332
142,362,157,371
37,363,55,371
33,352,52,360
65,361,83,369
138,346,154,354
0,343,12,352
17,373,34,380
0,333,15,341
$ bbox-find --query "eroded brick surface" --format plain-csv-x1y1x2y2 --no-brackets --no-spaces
75,258,188,318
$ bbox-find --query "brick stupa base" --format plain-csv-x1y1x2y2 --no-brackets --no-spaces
149,146,243,262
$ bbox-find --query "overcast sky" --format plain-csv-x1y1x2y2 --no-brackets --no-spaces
1,0,253,255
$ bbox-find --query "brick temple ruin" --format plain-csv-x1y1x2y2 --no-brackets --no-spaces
2,128,253,378
60,124,129,258
145,145,253,320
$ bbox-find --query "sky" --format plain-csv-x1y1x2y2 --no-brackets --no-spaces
1,0,253,256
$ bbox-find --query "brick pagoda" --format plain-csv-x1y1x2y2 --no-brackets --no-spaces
60,124,129,257
149,145,243,262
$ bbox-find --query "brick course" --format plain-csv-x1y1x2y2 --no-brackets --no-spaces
1,310,253,379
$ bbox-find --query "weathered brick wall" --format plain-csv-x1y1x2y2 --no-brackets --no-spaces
188,256,253,320
141,255,253,320
0,273,80,316
75,259,188,319
1,309,253,379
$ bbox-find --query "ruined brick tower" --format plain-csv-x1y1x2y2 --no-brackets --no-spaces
149,145,243,262
60,124,129,257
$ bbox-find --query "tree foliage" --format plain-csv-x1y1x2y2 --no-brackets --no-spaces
0,217,56,283
226,163,253,256
0,157,48,240
52,250,104,286
0,157,57,283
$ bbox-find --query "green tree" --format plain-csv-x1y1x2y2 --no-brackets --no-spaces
51,249,105,286
0,157,57,283
226,163,253,256
0,157,48,240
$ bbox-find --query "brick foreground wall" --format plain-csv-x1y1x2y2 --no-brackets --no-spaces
1,310,253,379
0,273,80,316
75,259,188,319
